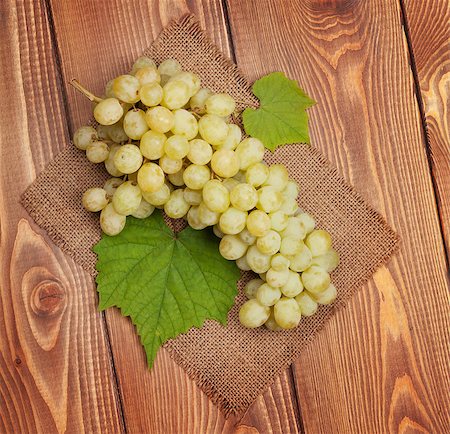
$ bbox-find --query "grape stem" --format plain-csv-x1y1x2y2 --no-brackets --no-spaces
69,79,103,103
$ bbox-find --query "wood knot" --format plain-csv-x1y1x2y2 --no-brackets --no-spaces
30,279,66,317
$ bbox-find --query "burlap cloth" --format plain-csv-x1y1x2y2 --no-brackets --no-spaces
21,15,399,416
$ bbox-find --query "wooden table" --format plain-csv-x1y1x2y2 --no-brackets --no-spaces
1,1,449,433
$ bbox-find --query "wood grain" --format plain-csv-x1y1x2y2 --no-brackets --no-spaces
48,0,301,432
226,0,450,433
402,0,450,258
0,0,122,432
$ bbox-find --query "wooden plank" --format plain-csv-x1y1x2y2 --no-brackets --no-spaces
48,0,301,432
402,0,450,258
0,0,123,433
226,0,450,433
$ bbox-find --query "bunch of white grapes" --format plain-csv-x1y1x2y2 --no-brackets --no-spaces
73,56,339,331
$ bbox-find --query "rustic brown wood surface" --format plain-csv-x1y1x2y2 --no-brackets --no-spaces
0,0,448,433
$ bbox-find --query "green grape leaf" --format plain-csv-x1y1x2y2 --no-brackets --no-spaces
243,72,315,151
93,211,239,367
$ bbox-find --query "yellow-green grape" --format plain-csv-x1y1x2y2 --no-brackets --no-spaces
256,283,281,307
94,98,124,125
161,80,190,110
157,59,182,78
312,283,337,305
140,130,166,160
280,237,302,256
73,125,98,150
171,109,198,140
187,139,212,165
107,122,128,143
271,253,290,271
281,216,307,241
296,212,316,234
202,180,230,213
301,265,331,294
164,135,189,160
164,189,190,218
145,106,174,133
281,270,303,297
187,206,207,230
134,66,160,86
230,183,258,211
105,79,115,98
219,234,248,260
112,181,142,216
210,149,240,178
140,83,163,107
103,178,124,199
219,207,247,235
104,144,124,177
198,114,228,147
236,255,251,271
168,71,201,96
280,198,299,216
246,162,269,187
239,299,270,328
183,164,210,190
123,109,148,140
131,199,155,219
289,242,313,272
305,229,332,257
183,188,202,206
235,138,265,170
246,245,271,273
283,180,299,199
311,249,340,272
221,124,242,150
167,169,185,187
256,230,281,255
244,278,264,299
190,88,212,114
82,187,108,212
114,144,143,174
112,75,140,104
263,163,289,191
264,309,283,331
238,227,257,245
246,210,271,237
233,170,247,183
198,201,220,226
205,93,236,117
274,297,301,329
96,124,110,140
266,267,290,288
213,224,224,238
100,203,126,236
222,178,240,192
256,186,282,213
137,162,165,192
269,210,289,232
131,56,157,75
86,141,109,163
142,183,171,206
159,155,182,174
295,292,318,316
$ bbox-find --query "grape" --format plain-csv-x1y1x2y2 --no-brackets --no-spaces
107,122,128,143
167,168,185,187
246,162,269,187
73,126,97,150
295,292,318,317
82,187,108,212
212,225,224,238
164,135,189,159
244,279,264,299
105,79,115,98
269,210,289,232
221,124,242,150
183,164,210,190
187,206,207,230
256,230,281,255
235,138,265,170
283,180,299,199
219,234,248,260
236,255,251,271
145,106,174,133
112,181,142,216
280,271,303,297
264,309,283,331
280,237,302,256
246,210,271,237
140,130,166,160
210,149,240,178
198,201,220,226
238,228,256,245
233,170,246,183
134,66,160,86
171,109,198,140
266,267,290,288
202,180,230,213
230,183,258,211
187,139,212,165
159,155,183,174
104,144,124,177
256,283,281,306
263,164,289,191
205,93,236,117
281,216,306,241
271,254,290,271
131,199,155,219
274,297,301,329
288,242,313,272
168,71,200,96
158,59,182,78
239,299,270,328
305,229,332,256
114,144,143,174
190,88,212,114
86,141,109,163
257,186,282,213
198,114,228,146
112,75,140,104
222,178,240,192
161,80,190,109
296,212,316,235
100,203,126,236
301,266,331,294
246,245,271,273
310,249,340,272
219,207,247,235
137,162,165,192
164,189,190,218
131,56,157,75
103,178,124,199
142,183,171,206
96,124,110,140
183,188,202,206
279,198,299,216
140,83,163,107
123,109,149,140
94,98,124,125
